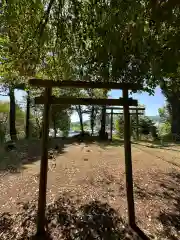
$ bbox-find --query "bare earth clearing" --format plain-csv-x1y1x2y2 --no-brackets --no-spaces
0,139,180,239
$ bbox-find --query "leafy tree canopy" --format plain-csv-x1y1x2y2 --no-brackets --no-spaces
0,0,180,95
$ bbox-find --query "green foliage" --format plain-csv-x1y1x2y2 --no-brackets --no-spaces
115,114,156,139
158,104,171,123
138,116,154,135
139,116,154,129
71,122,80,131
58,112,71,137
158,104,172,138
115,116,124,138
1,1,180,139
0,101,26,142
29,104,43,138
0,102,9,113
0,102,9,142
0,0,180,88
1,0,45,74
158,122,171,137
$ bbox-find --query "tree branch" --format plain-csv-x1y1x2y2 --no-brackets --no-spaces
39,0,55,39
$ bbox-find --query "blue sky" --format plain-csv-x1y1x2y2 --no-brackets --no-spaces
0,87,165,122
110,87,165,115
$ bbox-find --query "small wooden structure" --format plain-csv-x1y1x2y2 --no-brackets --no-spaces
29,79,146,237
106,107,145,140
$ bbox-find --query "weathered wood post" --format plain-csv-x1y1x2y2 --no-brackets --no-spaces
110,108,113,141
123,89,136,227
136,108,139,141
36,87,51,236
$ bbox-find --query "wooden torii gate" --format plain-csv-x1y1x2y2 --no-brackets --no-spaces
29,79,148,239
106,106,145,140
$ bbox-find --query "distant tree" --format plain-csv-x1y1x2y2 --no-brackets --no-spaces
0,102,9,143
158,104,171,123
115,116,124,139
115,114,156,139
57,111,71,137
158,103,172,137
85,89,103,135
139,116,154,135
0,101,26,141
75,105,84,134
50,104,71,137
30,104,43,138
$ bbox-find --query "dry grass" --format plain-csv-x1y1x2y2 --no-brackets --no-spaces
0,139,180,239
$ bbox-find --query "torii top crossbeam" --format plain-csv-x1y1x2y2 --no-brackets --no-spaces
106,107,145,110
29,79,143,91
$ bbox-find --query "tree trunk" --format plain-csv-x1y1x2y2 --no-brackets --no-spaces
168,96,180,135
99,105,106,139
160,79,180,136
90,106,95,136
53,120,57,137
9,87,17,141
25,91,30,139
39,128,42,139
76,106,84,134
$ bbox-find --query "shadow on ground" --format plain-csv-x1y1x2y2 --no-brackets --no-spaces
0,138,68,173
97,139,124,149
133,169,180,240
132,143,180,169
84,167,180,239
0,195,143,240
132,140,180,153
157,171,180,240
98,138,180,151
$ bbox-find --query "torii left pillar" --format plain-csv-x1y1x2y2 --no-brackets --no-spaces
36,87,51,236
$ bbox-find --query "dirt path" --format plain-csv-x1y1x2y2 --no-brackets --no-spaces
0,142,180,239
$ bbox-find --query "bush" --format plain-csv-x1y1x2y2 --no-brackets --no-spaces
158,122,171,137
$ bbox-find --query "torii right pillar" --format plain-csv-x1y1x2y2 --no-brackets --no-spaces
123,89,136,227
